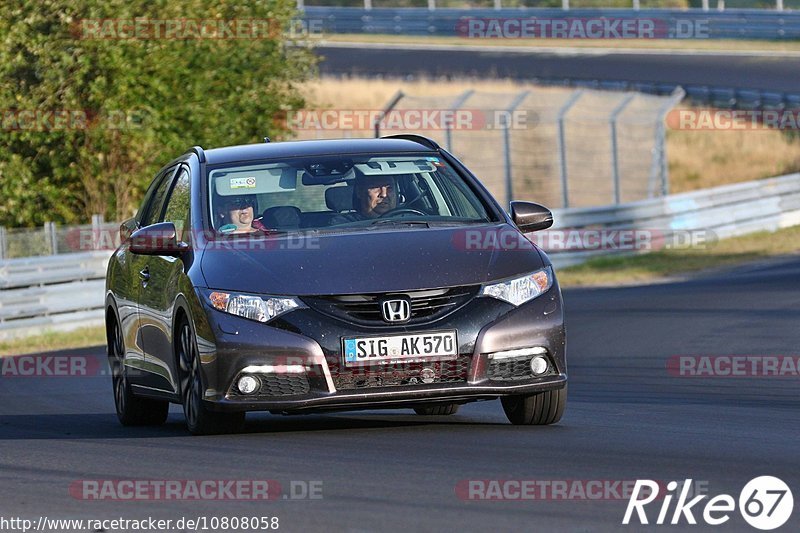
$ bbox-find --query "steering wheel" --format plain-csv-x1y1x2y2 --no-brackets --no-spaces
379,207,427,218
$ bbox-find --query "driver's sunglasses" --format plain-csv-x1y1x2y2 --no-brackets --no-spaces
224,198,255,210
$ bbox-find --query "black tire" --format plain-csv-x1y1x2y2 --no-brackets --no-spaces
108,316,169,426
177,318,244,435
414,404,460,416
501,385,567,425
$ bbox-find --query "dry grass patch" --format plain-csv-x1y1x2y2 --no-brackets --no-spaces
298,78,800,193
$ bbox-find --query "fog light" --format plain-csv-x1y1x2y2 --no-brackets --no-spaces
237,375,259,394
530,355,549,376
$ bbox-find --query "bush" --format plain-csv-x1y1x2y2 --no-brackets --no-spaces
0,0,316,227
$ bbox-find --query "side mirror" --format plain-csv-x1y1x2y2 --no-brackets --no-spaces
510,201,553,232
129,222,188,255
120,217,137,242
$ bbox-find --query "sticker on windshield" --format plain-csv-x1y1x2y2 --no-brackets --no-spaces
230,177,257,189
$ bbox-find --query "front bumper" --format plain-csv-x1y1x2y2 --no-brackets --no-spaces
194,284,566,414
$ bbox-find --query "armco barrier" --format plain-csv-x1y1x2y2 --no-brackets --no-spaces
304,7,800,40
1,173,798,339
546,172,800,267
0,252,110,340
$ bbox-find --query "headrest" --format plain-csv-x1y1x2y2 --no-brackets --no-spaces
325,185,354,212
261,206,301,228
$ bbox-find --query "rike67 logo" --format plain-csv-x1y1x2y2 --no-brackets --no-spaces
623,476,793,530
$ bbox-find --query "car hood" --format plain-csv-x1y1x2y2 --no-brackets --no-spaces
200,223,545,296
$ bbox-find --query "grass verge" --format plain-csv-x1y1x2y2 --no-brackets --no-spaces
321,34,800,53
557,225,800,287
0,325,106,357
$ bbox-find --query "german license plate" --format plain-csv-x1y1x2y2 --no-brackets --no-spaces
342,330,458,366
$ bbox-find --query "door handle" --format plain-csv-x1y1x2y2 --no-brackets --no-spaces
139,267,150,281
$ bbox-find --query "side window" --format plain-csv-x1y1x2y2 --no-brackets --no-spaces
141,167,177,227
163,168,190,241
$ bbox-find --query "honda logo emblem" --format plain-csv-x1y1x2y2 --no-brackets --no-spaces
381,299,411,323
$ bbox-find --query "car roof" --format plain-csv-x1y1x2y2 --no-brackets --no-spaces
199,137,439,165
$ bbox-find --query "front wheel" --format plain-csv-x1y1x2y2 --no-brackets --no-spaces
501,385,567,425
177,318,244,435
108,317,168,426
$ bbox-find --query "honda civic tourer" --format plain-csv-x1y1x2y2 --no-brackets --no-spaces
105,135,567,434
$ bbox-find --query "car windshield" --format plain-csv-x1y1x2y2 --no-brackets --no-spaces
207,153,494,234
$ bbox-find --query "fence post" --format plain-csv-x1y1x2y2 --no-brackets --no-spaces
562,0,570,10
501,91,530,209
296,0,304,10
0,226,6,260
609,93,636,205
702,0,709,10
633,0,640,9
444,90,474,152
777,0,784,10
44,221,58,255
91,214,104,251
556,89,583,208
373,90,405,138
648,87,685,198
494,0,502,8
364,0,372,10
428,0,436,11
717,0,725,11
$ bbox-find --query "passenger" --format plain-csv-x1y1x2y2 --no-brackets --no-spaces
217,195,267,233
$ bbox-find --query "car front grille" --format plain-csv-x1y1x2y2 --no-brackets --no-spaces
227,374,310,400
487,355,553,381
328,355,472,390
302,286,479,326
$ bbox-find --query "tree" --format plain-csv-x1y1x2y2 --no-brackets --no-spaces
0,0,316,226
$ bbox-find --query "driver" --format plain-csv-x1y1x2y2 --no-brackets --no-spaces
354,175,398,219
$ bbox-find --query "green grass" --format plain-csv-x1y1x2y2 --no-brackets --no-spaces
558,225,800,287
0,326,106,357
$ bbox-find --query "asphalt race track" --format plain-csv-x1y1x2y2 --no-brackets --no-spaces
1,257,799,532
316,44,800,94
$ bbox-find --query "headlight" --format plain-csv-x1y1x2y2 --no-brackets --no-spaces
208,291,302,323
481,267,554,306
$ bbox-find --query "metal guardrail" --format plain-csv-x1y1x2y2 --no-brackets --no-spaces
301,1,794,12
1,173,798,338
546,172,800,267
0,252,110,340
304,7,800,40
